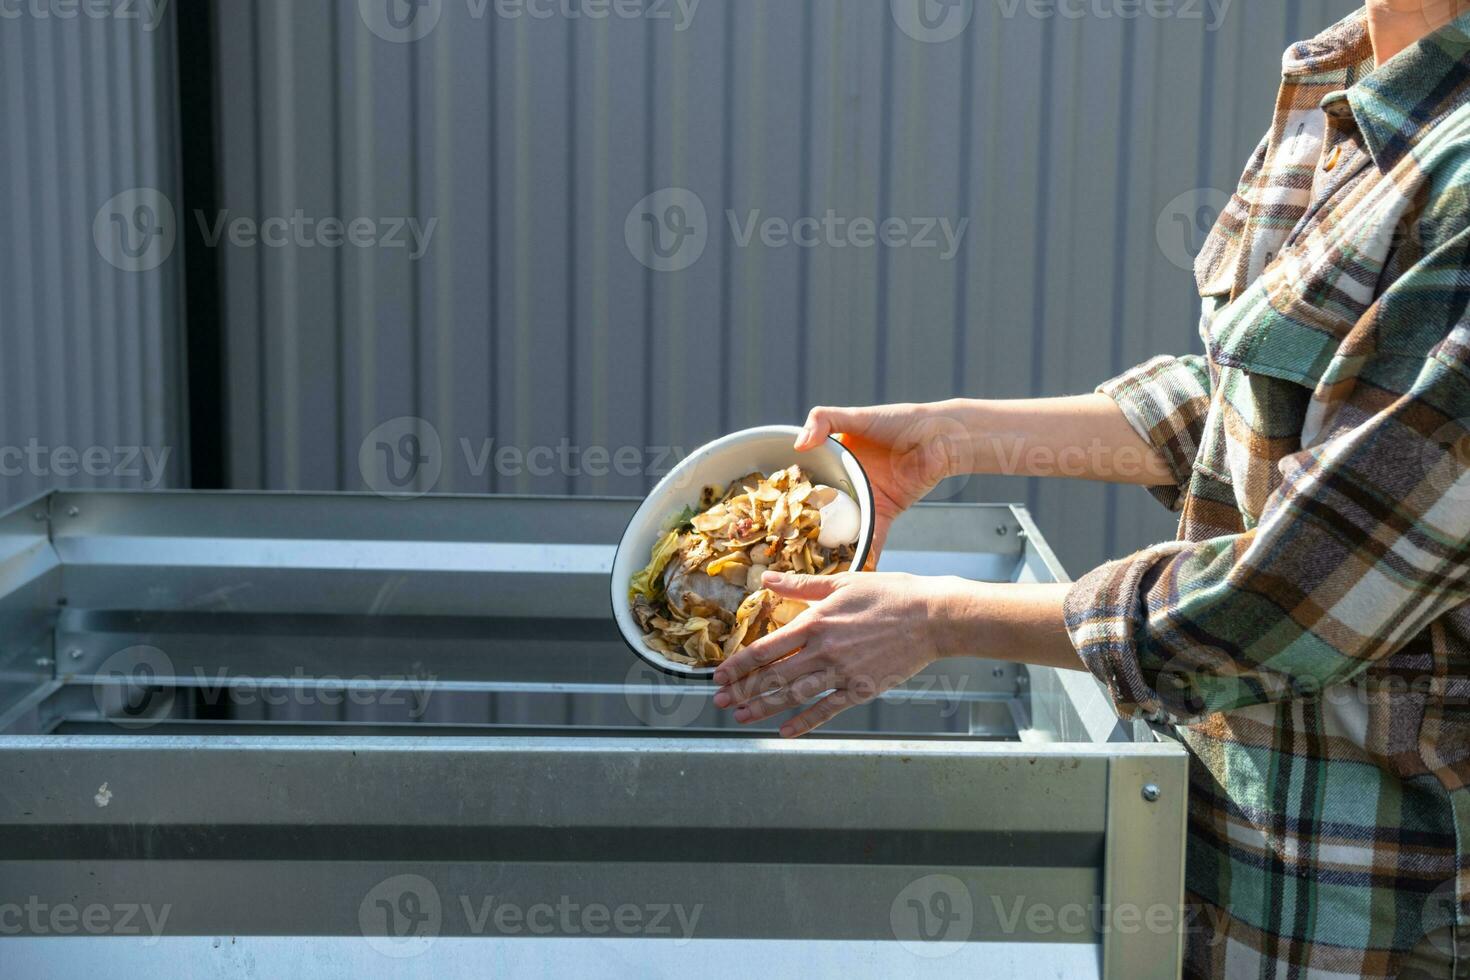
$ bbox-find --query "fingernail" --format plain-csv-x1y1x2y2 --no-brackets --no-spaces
713,691,731,708
763,571,785,586
734,706,751,722
779,725,796,738
713,671,728,685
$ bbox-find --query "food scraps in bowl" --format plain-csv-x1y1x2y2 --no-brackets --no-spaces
626,464,862,667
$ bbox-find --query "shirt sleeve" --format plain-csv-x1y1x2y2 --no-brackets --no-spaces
1065,329,1470,724
1096,354,1213,512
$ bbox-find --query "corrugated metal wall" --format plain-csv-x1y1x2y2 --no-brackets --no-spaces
0,1,186,510
209,0,1357,574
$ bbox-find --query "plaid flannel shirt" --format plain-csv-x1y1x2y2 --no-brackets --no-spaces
1063,10,1470,978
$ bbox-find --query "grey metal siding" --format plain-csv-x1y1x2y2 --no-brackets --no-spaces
209,0,1358,574
0,2,186,510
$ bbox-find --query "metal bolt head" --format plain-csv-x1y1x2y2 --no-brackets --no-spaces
66,506,80,517
1141,783,1161,802
68,648,84,661
995,525,1008,536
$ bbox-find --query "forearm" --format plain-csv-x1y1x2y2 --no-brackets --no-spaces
934,394,1174,487
930,578,1085,673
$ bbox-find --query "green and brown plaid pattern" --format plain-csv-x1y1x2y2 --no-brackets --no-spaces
1064,10,1470,978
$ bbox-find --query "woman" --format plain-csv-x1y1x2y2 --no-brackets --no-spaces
714,4,1470,975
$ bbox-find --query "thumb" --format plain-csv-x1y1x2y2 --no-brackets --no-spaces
795,406,875,451
762,570,845,601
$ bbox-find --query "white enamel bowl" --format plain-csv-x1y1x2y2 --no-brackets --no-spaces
609,425,876,678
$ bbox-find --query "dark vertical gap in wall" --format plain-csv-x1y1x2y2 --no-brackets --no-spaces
565,23,579,496
176,0,225,489
716,0,736,434
1025,17,1057,519
794,0,815,421
1103,20,1139,560
873,17,895,402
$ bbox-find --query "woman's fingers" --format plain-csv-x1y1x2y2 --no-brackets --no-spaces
779,689,862,738
794,406,874,451
713,619,812,686
714,574,848,685
732,668,840,723
716,647,825,709
762,570,845,601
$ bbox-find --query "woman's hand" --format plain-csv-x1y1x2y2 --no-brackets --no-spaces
794,402,974,559
712,570,965,737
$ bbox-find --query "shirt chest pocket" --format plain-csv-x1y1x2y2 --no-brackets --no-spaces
1191,257,1346,523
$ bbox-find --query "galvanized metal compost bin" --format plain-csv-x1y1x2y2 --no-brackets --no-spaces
0,492,1186,978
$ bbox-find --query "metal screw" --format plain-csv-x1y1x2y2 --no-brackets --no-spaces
66,506,79,517
1141,783,1161,802
991,665,1006,678
35,657,53,668
68,648,83,661
995,525,1009,536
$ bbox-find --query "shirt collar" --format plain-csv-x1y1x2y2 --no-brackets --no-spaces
1281,9,1470,172
1346,12,1470,171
